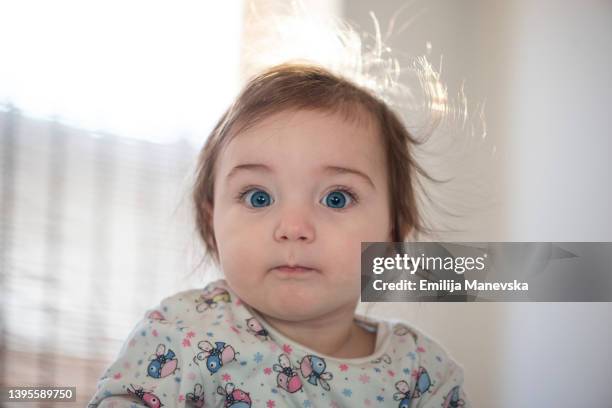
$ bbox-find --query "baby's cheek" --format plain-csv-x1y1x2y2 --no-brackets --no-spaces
216,237,255,286
323,241,360,283
216,211,259,253
222,244,259,275
325,228,362,261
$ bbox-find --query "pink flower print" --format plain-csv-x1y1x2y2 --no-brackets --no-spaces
178,395,185,402
222,373,231,382
182,338,191,347
152,329,159,337
411,369,420,379
266,400,275,407
387,370,395,377
264,367,273,375
113,372,122,380
269,343,278,352
339,364,348,372
416,346,426,353
235,298,242,306
186,331,196,338
282,344,292,354
358,374,370,384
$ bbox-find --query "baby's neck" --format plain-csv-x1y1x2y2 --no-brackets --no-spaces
257,307,377,359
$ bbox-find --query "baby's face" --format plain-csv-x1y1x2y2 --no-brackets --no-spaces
211,108,392,322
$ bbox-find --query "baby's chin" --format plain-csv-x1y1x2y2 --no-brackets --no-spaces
224,272,361,321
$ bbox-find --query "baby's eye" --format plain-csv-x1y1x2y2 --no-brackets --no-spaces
239,188,273,208
321,189,357,209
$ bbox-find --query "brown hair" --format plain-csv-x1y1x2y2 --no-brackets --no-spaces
192,62,431,265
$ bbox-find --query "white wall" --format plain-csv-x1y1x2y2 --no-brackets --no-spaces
504,0,612,406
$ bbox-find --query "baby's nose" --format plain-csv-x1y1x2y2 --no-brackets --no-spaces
273,206,315,243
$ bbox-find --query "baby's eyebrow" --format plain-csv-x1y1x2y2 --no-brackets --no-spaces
225,163,272,181
226,163,376,190
323,165,376,190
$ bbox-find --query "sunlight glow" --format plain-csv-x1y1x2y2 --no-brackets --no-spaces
0,1,244,146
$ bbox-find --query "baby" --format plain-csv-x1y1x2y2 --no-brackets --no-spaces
88,63,470,408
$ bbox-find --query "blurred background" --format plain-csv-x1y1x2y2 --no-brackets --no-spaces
1,0,611,407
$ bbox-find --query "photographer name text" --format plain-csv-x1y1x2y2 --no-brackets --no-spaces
372,279,528,292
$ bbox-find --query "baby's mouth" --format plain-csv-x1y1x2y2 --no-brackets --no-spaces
271,264,318,274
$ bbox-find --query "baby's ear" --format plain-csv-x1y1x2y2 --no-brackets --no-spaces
202,201,218,254
202,200,214,223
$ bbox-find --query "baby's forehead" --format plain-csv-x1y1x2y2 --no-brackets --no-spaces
218,109,385,176
226,109,382,155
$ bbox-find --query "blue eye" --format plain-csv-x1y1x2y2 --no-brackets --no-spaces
323,190,354,209
238,187,357,209
243,189,272,208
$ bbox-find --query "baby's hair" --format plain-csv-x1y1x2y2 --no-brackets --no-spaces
193,62,432,265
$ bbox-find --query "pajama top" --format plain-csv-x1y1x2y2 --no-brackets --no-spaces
88,279,471,408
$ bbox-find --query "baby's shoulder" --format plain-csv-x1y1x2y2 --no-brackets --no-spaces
383,319,462,370
375,320,470,406
145,279,234,326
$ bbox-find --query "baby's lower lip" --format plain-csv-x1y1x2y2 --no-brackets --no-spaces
274,266,315,273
